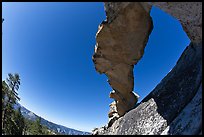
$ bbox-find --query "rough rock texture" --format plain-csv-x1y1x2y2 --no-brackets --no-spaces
92,2,202,135
148,2,202,43
102,2,203,43
161,83,202,135
92,2,153,120
93,42,202,135
104,2,152,24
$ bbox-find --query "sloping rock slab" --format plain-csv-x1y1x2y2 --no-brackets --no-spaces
94,42,202,135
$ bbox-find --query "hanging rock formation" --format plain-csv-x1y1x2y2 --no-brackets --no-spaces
92,2,202,135
92,2,153,122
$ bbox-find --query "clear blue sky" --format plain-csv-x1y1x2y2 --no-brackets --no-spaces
2,2,190,132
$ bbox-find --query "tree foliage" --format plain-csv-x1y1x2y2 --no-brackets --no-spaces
23,117,58,135
2,73,58,135
12,107,25,135
2,73,22,135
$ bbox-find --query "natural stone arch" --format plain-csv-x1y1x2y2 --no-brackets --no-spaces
92,2,202,124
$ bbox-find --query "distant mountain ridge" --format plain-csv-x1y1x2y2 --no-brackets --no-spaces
14,102,90,135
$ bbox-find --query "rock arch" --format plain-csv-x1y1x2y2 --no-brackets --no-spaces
92,2,202,123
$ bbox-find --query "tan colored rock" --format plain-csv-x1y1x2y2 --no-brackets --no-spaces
92,2,153,119
92,2,202,135
108,101,119,118
109,90,138,116
108,101,120,127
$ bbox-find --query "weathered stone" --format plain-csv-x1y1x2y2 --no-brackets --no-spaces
104,2,152,24
93,2,153,119
92,2,202,135
161,83,202,135
93,43,202,135
148,2,202,43
103,2,202,43
108,101,118,118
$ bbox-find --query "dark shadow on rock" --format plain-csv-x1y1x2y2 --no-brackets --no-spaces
93,42,202,135
138,42,202,134
99,42,202,135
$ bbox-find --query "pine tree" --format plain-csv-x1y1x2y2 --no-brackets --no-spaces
6,73,21,102
12,107,25,135
3,103,15,135
23,118,34,135
2,73,22,135
2,80,14,134
2,80,8,134
29,117,43,135
23,118,29,135
36,117,43,135
2,73,54,135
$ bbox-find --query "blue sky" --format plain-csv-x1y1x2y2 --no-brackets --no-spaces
2,2,190,132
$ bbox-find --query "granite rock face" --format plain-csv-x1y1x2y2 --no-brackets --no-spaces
161,83,202,135
92,2,202,135
148,2,202,43
93,42,202,135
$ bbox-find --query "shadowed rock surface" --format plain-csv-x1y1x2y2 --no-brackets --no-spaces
148,2,202,43
93,42,202,135
92,2,202,135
